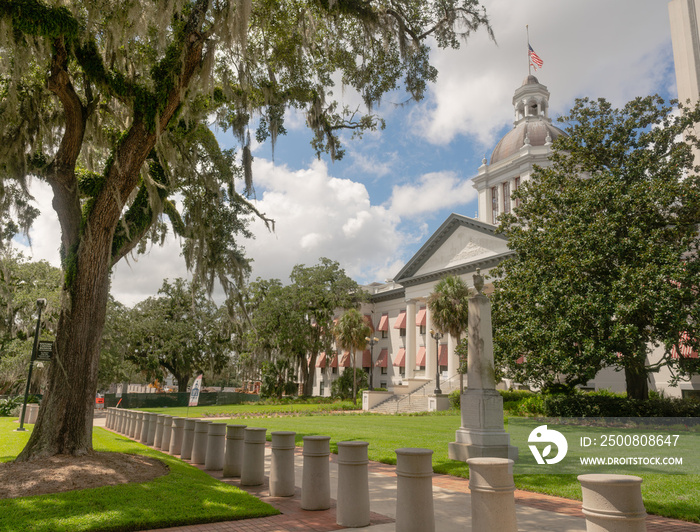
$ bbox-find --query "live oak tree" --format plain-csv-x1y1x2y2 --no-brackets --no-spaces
0,0,491,459
492,95,700,400
245,258,363,395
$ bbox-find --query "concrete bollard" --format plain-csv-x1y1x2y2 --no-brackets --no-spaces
336,441,370,527
160,416,173,452
128,411,138,438
578,474,647,532
181,419,197,460
133,412,144,440
124,411,133,436
301,435,331,511
154,414,165,449
139,412,151,443
204,423,227,471
147,413,158,446
270,431,296,497
105,408,112,429
395,448,435,532
26,404,38,424
223,424,247,477
241,427,267,486
467,457,518,532
169,417,185,456
191,421,211,464
116,410,124,433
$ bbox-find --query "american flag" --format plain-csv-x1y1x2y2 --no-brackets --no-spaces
529,44,543,70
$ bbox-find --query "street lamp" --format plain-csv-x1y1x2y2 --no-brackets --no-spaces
17,298,46,432
365,336,379,390
430,329,443,395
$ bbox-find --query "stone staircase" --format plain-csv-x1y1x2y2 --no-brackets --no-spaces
369,394,431,414
368,375,463,414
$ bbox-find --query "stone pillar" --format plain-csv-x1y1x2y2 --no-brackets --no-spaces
191,420,211,464
425,305,436,381
154,414,165,449
405,299,417,380
336,441,370,528
241,427,267,486
139,412,150,443
160,416,173,452
301,435,331,510
147,412,158,446
204,423,227,471
395,448,434,532
181,419,197,460
115,410,123,433
26,404,38,424
447,334,458,379
448,269,517,462
270,431,296,497
125,411,134,437
578,474,647,532
129,411,139,438
169,417,185,455
223,424,247,478
467,457,518,532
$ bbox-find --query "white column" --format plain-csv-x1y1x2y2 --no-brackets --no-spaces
425,304,436,381
405,299,417,380
447,333,458,380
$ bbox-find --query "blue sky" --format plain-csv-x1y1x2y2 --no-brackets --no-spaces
18,1,681,305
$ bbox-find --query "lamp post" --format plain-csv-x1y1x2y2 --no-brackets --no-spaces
430,329,443,395
365,336,379,390
17,298,46,432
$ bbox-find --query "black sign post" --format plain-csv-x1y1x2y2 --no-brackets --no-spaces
17,299,46,432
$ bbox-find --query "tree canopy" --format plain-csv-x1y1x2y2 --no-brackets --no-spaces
492,95,700,399
0,0,492,459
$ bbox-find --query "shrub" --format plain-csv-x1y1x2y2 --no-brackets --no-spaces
0,396,22,417
330,368,368,400
448,389,460,409
543,393,700,417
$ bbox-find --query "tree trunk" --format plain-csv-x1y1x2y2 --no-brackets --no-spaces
624,364,649,400
17,234,112,461
301,353,315,396
172,371,191,393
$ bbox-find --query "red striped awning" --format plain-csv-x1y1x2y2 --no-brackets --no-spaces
316,353,327,368
362,350,372,368
394,311,407,329
416,308,427,327
394,348,406,367
672,332,699,359
364,314,375,332
438,344,448,366
376,349,388,367
378,314,389,331
330,354,339,368
416,346,426,367
340,352,352,367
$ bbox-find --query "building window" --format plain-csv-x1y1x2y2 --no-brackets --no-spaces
503,182,511,214
381,366,387,375
381,330,388,339
514,177,520,208
420,325,426,335
380,381,387,389
332,366,338,374
399,366,405,376
491,186,499,223
399,327,406,337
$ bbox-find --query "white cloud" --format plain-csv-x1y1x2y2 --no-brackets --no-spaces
242,158,407,284
388,171,478,217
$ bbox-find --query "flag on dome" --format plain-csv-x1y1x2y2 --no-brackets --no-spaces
528,44,543,70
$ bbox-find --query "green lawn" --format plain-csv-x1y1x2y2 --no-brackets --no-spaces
213,411,700,523
140,400,358,418
0,418,278,532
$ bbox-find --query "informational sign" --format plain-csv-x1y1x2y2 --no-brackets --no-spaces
188,374,203,407
34,341,54,362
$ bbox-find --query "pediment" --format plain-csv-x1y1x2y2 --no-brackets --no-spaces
394,214,511,285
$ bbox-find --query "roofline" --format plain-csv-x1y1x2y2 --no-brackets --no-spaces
398,250,515,287
393,213,507,283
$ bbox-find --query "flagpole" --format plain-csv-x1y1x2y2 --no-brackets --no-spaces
526,25,531,76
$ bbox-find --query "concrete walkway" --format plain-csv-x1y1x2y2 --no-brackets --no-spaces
95,416,700,532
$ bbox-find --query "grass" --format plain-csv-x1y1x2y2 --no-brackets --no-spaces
140,400,358,418
0,418,278,532
208,411,700,524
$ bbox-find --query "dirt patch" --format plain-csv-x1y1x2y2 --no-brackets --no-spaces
0,451,169,499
